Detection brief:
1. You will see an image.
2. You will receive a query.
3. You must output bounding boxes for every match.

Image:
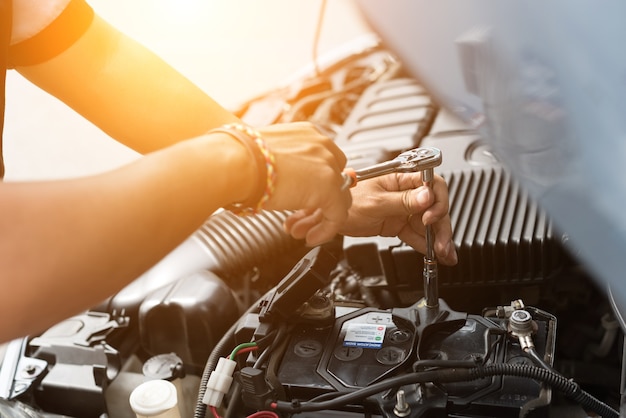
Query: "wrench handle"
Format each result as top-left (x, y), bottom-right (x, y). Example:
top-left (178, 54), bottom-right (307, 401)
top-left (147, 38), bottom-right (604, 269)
top-left (422, 167), bottom-right (438, 307)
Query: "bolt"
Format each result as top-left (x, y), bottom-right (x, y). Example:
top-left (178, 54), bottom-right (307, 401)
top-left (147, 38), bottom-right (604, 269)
top-left (393, 389), bottom-right (411, 417)
top-left (511, 310), bottom-right (531, 323)
top-left (509, 310), bottom-right (533, 334)
top-left (24, 365), bottom-right (37, 375)
top-left (308, 294), bottom-right (330, 309)
top-left (508, 309), bottom-right (537, 351)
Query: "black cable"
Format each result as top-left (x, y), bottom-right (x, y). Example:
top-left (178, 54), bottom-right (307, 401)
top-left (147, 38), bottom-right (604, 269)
top-left (470, 364), bottom-right (618, 418)
top-left (223, 316), bottom-right (285, 417)
top-left (274, 369), bottom-right (449, 412)
top-left (412, 359), bottom-right (477, 371)
top-left (273, 364), bottom-right (619, 418)
top-left (482, 327), bottom-right (507, 365)
top-left (263, 323), bottom-right (290, 402)
top-left (307, 391), bottom-right (345, 403)
top-left (194, 317), bottom-right (238, 418)
top-left (223, 381), bottom-right (242, 418)
top-left (253, 329), bottom-right (279, 353)
top-left (194, 288), bottom-right (274, 418)
top-left (254, 325), bottom-right (288, 369)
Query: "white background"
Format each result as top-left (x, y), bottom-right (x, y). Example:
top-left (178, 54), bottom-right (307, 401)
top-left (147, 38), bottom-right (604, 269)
top-left (3, 0), bottom-right (372, 180)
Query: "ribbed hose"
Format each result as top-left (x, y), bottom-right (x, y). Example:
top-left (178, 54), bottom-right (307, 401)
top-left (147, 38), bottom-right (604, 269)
top-left (194, 210), bottom-right (302, 276)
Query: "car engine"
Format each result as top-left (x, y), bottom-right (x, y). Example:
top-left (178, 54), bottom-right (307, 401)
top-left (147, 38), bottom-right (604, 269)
top-left (0, 39), bottom-right (623, 418)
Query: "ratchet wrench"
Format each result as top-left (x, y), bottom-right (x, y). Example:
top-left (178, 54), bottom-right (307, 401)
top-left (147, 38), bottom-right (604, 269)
top-left (341, 147), bottom-right (442, 190)
top-left (341, 147), bottom-right (442, 308)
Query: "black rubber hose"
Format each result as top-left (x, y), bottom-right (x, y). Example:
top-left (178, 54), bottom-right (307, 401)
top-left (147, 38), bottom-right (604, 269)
top-left (195, 210), bottom-right (302, 277)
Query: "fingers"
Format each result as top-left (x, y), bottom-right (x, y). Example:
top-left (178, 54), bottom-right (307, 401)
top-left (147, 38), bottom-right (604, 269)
top-left (308, 168), bottom-right (353, 245)
top-left (405, 180), bottom-right (457, 265)
top-left (283, 209), bottom-right (314, 239)
top-left (284, 208), bottom-right (322, 241)
top-left (356, 173), bottom-right (447, 221)
top-left (398, 213), bottom-right (456, 266)
top-left (401, 214), bottom-right (458, 266)
top-left (257, 122), bottom-right (351, 245)
top-left (277, 153), bottom-right (351, 246)
top-left (406, 181), bottom-right (449, 227)
top-left (430, 214), bottom-right (457, 265)
top-left (284, 186), bottom-right (352, 247)
top-left (259, 122), bottom-right (456, 259)
top-left (377, 173), bottom-right (457, 265)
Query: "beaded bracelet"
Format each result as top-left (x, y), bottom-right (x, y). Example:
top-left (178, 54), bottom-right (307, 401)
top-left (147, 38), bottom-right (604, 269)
top-left (212, 123), bottom-right (276, 215)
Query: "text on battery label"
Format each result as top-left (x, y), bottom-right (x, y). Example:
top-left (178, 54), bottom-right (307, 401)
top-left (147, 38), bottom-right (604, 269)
top-left (344, 323), bottom-right (386, 348)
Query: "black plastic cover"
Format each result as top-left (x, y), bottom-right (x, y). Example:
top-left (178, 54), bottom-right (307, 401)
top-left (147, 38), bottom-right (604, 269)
top-left (138, 270), bottom-right (240, 370)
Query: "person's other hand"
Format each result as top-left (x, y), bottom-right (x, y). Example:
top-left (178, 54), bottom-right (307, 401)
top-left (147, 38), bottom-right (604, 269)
top-left (258, 122), bottom-right (352, 247)
top-left (337, 172), bottom-right (457, 265)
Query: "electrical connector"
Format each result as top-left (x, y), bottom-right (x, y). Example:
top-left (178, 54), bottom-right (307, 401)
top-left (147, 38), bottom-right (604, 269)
top-left (202, 357), bottom-right (237, 407)
top-left (240, 367), bottom-right (276, 410)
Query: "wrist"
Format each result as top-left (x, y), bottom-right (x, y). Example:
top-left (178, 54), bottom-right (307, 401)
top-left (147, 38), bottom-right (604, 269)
top-left (209, 123), bottom-right (276, 215)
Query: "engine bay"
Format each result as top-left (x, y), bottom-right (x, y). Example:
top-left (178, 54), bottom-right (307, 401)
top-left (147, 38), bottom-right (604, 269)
top-left (0, 40), bottom-right (623, 418)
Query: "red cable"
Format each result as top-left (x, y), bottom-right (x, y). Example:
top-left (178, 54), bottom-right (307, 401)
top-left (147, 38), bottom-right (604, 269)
top-left (209, 405), bottom-right (222, 418)
top-left (247, 412), bottom-right (279, 418)
top-left (236, 346), bottom-right (259, 357)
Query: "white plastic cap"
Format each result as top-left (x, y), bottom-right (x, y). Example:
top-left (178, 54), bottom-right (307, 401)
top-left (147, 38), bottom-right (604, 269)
top-left (130, 379), bottom-right (180, 418)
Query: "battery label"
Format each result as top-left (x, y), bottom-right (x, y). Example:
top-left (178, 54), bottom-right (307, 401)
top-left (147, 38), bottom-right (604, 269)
top-left (343, 323), bottom-right (386, 348)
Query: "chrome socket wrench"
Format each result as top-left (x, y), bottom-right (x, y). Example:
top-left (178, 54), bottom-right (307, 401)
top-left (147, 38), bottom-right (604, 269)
top-left (342, 147), bottom-right (442, 307)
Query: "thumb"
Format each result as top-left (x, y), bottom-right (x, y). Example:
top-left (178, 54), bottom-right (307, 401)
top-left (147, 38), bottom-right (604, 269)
top-left (404, 186), bottom-right (434, 214)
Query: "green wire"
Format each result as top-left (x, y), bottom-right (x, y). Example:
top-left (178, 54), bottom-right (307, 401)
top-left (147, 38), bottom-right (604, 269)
top-left (229, 342), bottom-right (258, 360)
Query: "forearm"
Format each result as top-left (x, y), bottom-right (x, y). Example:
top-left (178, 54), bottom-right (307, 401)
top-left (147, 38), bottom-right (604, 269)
top-left (16, 14), bottom-right (238, 153)
top-left (0, 133), bottom-right (251, 341)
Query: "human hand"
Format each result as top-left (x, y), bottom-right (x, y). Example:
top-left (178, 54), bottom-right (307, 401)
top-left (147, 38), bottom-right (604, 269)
top-left (256, 122), bottom-right (352, 246)
top-left (336, 172), bottom-right (457, 265)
